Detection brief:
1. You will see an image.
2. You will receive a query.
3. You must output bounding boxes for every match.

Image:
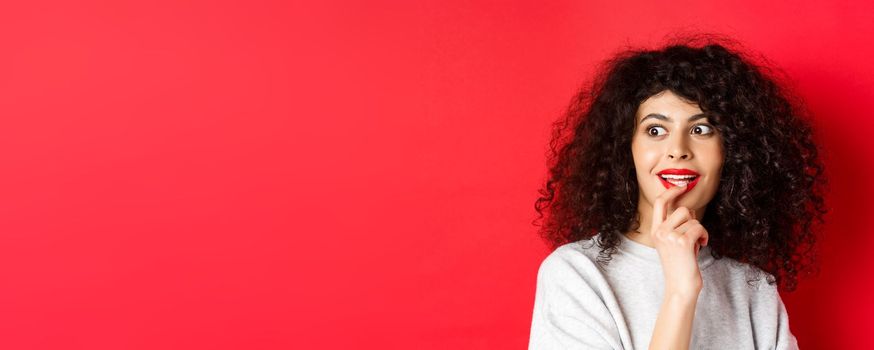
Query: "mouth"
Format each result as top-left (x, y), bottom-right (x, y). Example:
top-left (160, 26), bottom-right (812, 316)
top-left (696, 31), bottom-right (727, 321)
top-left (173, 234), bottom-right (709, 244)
top-left (656, 170), bottom-right (701, 192)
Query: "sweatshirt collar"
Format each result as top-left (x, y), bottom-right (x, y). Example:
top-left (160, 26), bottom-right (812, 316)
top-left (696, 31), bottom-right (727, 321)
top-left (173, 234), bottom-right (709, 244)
top-left (616, 232), bottom-right (716, 269)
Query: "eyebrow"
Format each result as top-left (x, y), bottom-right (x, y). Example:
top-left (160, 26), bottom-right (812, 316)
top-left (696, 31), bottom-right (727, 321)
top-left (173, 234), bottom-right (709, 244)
top-left (638, 113), bottom-right (708, 125)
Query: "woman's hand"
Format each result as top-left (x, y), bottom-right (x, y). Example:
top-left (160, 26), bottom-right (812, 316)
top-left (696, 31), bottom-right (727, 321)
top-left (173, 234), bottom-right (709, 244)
top-left (650, 184), bottom-right (710, 298)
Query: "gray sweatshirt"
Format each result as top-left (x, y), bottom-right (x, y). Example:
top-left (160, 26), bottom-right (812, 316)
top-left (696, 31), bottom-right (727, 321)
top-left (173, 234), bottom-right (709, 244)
top-left (528, 232), bottom-right (799, 349)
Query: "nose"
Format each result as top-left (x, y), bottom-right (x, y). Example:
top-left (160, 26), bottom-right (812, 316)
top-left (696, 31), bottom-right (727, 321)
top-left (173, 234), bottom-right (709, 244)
top-left (667, 135), bottom-right (691, 160)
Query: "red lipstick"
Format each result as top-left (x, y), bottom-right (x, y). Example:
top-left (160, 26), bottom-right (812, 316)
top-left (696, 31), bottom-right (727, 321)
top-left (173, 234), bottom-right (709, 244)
top-left (656, 168), bottom-right (701, 193)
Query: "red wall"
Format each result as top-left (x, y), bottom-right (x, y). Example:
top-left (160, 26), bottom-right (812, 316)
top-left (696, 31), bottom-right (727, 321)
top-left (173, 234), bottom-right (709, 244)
top-left (0, 0), bottom-right (870, 349)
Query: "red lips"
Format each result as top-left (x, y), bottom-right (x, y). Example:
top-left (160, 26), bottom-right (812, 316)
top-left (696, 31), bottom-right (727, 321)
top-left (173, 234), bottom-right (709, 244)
top-left (657, 168), bottom-right (700, 176)
top-left (656, 168), bottom-right (701, 193)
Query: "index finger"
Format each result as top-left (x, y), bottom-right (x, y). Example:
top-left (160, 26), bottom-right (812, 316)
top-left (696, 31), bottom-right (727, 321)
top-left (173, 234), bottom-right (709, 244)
top-left (651, 184), bottom-right (689, 229)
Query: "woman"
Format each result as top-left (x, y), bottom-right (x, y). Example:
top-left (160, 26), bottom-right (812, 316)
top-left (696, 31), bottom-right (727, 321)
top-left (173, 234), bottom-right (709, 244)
top-left (528, 36), bottom-right (828, 349)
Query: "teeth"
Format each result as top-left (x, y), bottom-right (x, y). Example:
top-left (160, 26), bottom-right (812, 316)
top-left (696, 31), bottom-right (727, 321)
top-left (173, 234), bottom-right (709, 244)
top-left (665, 179), bottom-right (692, 185)
top-left (659, 174), bottom-right (698, 186)
top-left (659, 174), bottom-right (697, 179)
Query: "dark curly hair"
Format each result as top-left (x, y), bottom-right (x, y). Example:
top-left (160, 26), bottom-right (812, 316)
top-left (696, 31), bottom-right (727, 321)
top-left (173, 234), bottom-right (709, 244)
top-left (533, 34), bottom-right (830, 292)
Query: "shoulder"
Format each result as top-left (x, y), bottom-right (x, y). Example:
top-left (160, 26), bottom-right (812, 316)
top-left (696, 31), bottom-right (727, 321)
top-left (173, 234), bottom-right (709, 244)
top-left (705, 257), bottom-right (797, 348)
top-left (707, 254), bottom-right (774, 284)
top-left (530, 239), bottom-right (626, 349)
top-left (537, 239), bottom-right (602, 276)
top-left (533, 239), bottom-right (619, 322)
top-left (705, 254), bottom-right (781, 300)
top-left (535, 239), bottom-right (609, 292)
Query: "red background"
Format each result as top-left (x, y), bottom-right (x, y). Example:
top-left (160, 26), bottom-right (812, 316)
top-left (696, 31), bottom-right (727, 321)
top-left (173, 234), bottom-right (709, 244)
top-left (0, 1), bottom-right (871, 349)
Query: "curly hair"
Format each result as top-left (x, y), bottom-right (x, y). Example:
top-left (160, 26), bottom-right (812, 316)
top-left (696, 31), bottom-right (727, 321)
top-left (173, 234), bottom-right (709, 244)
top-left (533, 34), bottom-right (830, 292)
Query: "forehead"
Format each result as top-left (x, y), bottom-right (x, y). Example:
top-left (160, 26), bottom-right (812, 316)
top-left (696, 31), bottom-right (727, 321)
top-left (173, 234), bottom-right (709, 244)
top-left (636, 91), bottom-right (703, 120)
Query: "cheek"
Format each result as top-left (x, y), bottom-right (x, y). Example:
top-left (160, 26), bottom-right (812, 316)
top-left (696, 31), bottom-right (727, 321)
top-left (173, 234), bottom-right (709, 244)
top-left (631, 143), bottom-right (660, 169)
top-left (703, 143), bottom-right (725, 172)
top-left (631, 146), bottom-right (661, 186)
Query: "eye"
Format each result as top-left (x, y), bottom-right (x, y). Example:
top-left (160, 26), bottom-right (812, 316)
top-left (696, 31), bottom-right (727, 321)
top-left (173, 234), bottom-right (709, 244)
top-left (646, 125), bottom-right (667, 137)
top-left (692, 124), bottom-right (715, 135)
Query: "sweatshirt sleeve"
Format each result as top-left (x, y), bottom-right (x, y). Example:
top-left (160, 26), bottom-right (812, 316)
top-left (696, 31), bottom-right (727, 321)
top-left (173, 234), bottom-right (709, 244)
top-left (751, 274), bottom-right (800, 350)
top-left (528, 248), bottom-right (622, 350)
top-left (775, 291), bottom-right (800, 350)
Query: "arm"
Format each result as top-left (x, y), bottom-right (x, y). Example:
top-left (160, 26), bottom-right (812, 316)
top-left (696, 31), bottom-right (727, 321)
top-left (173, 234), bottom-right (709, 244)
top-left (773, 284), bottom-right (799, 350)
top-left (648, 289), bottom-right (700, 350)
top-left (646, 185), bottom-right (709, 350)
top-left (775, 297), bottom-right (800, 350)
top-left (528, 249), bottom-right (620, 350)
top-left (529, 306), bottom-right (616, 350)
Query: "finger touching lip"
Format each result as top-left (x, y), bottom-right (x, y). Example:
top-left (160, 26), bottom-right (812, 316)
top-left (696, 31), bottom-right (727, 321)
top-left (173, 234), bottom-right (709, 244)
top-left (657, 174), bottom-right (700, 193)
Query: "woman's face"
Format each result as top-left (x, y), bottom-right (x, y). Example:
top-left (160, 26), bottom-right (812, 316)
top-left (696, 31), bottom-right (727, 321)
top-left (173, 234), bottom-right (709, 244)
top-left (631, 90), bottom-right (724, 215)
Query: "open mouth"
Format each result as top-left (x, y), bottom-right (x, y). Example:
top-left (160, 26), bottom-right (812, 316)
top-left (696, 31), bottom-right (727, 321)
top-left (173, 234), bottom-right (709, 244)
top-left (657, 174), bottom-right (701, 191)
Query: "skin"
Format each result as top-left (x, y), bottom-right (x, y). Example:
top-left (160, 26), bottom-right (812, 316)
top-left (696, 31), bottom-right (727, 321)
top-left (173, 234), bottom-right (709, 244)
top-left (624, 90), bottom-right (725, 350)
top-left (626, 89), bottom-right (724, 249)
